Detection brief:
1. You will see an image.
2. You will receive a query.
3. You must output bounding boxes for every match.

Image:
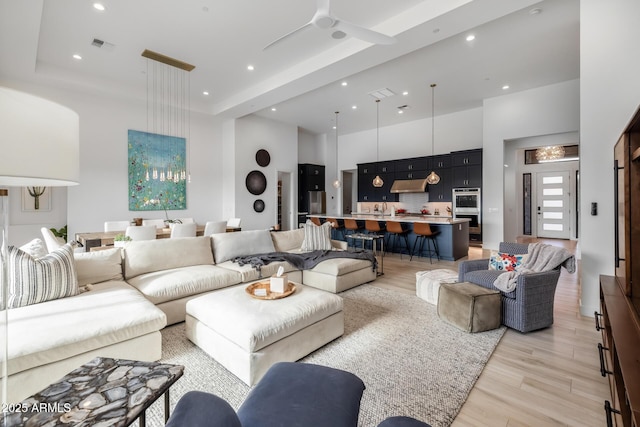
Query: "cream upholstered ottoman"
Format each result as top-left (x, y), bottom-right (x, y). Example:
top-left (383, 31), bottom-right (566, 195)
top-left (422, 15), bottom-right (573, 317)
top-left (186, 283), bottom-right (344, 386)
top-left (416, 269), bottom-right (459, 305)
top-left (437, 282), bottom-right (501, 333)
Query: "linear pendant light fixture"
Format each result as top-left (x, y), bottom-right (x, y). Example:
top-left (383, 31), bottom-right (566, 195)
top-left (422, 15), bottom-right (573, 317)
top-left (332, 111), bottom-right (342, 189)
top-left (142, 49), bottom-right (194, 184)
top-left (426, 83), bottom-right (440, 185)
top-left (372, 99), bottom-right (384, 188)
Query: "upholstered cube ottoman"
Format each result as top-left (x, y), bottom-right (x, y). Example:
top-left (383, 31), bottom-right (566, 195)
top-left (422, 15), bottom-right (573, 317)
top-left (437, 282), bottom-right (501, 333)
top-left (186, 283), bottom-right (344, 385)
top-left (416, 269), bottom-right (459, 305)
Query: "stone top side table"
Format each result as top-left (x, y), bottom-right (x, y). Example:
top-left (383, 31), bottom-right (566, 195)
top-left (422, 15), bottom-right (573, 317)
top-left (3, 357), bottom-right (184, 427)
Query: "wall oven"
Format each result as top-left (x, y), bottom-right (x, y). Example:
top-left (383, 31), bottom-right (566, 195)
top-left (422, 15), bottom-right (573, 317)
top-left (453, 188), bottom-right (481, 237)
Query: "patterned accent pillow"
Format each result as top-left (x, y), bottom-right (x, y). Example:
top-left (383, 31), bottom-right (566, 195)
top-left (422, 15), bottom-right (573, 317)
top-left (8, 243), bottom-right (78, 308)
top-left (488, 250), bottom-right (528, 272)
top-left (301, 220), bottom-right (333, 251)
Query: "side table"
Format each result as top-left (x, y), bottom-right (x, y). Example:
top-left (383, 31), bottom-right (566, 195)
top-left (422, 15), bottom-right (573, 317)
top-left (2, 357), bottom-right (184, 427)
top-left (346, 233), bottom-right (384, 275)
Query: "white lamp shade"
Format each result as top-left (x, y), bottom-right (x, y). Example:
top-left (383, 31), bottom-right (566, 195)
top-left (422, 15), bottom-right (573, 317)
top-left (0, 87), bottom-right (79, 186)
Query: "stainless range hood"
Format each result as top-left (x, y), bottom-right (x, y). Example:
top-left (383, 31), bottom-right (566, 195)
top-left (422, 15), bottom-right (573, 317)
top-left (389, 178), bottom-right (429, 193)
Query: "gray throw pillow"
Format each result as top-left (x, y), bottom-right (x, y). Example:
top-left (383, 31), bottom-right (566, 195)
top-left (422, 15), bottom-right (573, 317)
top-left (301, 220), bottom-right (332, 251)
top-left (8, 243), bottom-right (78, 308)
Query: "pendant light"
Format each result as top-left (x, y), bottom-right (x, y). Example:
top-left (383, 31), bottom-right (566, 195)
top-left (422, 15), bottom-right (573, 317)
top-left (372, 99), bottom-right (384, 188)
top-left (332, 111), bottom-right (342, 189)
top-left (426, 83), bottom-right (440, 185)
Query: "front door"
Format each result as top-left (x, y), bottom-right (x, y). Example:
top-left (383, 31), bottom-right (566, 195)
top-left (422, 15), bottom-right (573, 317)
top-left (536, 171), bottom-right (571, 239)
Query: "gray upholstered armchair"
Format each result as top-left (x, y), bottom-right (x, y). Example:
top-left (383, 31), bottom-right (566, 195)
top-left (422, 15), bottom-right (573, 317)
top-left (457, 242), bottom-right (561, 333)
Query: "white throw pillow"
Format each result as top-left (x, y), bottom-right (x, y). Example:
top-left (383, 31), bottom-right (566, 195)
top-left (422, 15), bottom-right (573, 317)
top-left (74, 247), bottom-right (124, 286)
top-left (18, 238), bottom-right (48, 259)
top-left (301, 220), bottom-right (333, 251)
top-left (8, 243), bottom-right (78, 308)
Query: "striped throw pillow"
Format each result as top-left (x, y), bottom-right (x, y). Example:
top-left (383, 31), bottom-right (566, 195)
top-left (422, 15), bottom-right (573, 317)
top-left (301, 220), bottom-right (333, 251)
top-left (8, 243), bottom-right (78, 308)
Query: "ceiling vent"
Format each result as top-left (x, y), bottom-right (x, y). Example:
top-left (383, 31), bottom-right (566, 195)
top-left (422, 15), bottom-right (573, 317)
top-left (368, 88), bottom-right (396, 100)
top-left (397, 104), bottom-right (410, 110)
top-left (91, 38), bottom-right (115, 52)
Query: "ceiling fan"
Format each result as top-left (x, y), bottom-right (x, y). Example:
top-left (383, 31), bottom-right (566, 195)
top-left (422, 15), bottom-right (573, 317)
top-left (264, 0), bottom-right (397, 50)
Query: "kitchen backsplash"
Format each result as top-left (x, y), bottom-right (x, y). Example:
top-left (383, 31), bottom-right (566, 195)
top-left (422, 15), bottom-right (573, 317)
top-left (355, 193), bottom-right (452, 217)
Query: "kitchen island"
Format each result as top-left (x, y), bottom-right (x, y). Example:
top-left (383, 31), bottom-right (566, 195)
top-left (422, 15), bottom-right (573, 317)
top-left (308, 214), bottom-right (470, 261)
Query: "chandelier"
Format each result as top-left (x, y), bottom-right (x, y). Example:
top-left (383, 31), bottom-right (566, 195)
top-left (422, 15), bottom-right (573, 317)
top-left (535, 145), bottom-right (565, 162)
top-left (142, 49), bottom-right (193, 183)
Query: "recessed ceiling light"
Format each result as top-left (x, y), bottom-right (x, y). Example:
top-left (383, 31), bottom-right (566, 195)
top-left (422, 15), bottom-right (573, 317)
top-left (466, 34), bottom-right (475, 42)
top-left (202, 91), bottom-right (209, 96)
top-left (433, 28), bottom-right (440, 34)
top-left (529, 7), bottom-right (542, 15)
top-left (271, 107), bottom-right (277, 112)
top-left (73, 54), bottom-right (82, 60)
top-left (398, 110), bottom-right (403, 114)
top-left (502, 85), bottom-right (510, 90)
top-left (332, 125), bottom-right (337, 129)
top-left (247, 65), bottom-right (254, 71)
top-left (402, 91), bottom-right (409, 96)
top-left (341, 81), bottom-right (348, 86)
top-left (93, 3), bottom-right (105, 11)
top-left (351, 105), bottom-right (357, 110)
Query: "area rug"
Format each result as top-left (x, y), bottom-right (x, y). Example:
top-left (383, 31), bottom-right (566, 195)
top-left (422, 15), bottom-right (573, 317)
top-left (145, 285), bottom-right (505, 427)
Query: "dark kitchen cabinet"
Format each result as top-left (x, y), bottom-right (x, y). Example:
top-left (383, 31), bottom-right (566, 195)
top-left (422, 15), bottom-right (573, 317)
top-left (395, 156), bottom-right (428, 173)
top-left (428, 167), bottom-right (452, 202)
top-left (357, 163), bottom-right (398, 202)
top-left (451, 149), bottom-right (482, 167)
top-left (430, 154), bottom-right (451, 169)
top-left (451, 149), bottom-right (482, 188)
top-left (299, 163), bottom-right (325, 191)
top-left (299, 163), bottom-right (325, 215)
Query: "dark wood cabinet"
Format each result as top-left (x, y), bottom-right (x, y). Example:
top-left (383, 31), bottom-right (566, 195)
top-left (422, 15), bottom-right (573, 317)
top-left (451, 149), bottom-right (482, 188)
top-left (357, 164), bottom-right (398, 202)
top-left (394, 169), bottom-right (428, 180)
top-left (451, 149), bottom-right (482, 167)
top-left (428, 167), bottom-right (452, 202)
top-left (299, 163), bottom-right (325, 191)
top-left (598, 106), bottom-right (640, 427)
top-left (298, 163), bottom-right (325, 214)
top-left (357, 151), bottom-right (479, 202)
top-left (395, 156), bottom-right (428, 173)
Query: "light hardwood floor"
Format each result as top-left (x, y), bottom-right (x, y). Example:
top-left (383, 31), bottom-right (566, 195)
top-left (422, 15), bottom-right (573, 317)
top-left (371, 238), bottom-right (610, 426)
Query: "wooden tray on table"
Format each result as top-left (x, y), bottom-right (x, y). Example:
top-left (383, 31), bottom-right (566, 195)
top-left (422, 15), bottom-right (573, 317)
top-left (245, 281), bottom-right (296, 300)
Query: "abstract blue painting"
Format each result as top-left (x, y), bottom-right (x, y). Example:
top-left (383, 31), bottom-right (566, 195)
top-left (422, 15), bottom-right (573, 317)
top-left (128, 129), bottom-right (187, 211)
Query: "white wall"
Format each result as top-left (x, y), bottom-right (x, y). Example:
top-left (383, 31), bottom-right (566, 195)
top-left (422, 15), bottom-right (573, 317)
top-left (234, 115), bottom-right (298, 231)
top-left (580, 0), bottom-right (640, 316)
top-left (482, 79), bottom-right (580, 250)
top-left (2, 81), bottom-right (225, 244)
top-left (337, 107), bottom-right (483, 171)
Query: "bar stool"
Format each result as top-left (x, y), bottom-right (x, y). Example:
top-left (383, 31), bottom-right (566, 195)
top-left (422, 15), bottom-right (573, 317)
top-left (310, 217), bottom-right (322, 226)
top-left (410, 222), bottom-right (440, 263)
top-left (326, 217), bottom-right (345, 240)
top-left (385, 221), bottom-right (411, 259)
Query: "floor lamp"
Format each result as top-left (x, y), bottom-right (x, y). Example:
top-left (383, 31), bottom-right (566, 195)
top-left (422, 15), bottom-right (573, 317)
top-left (0, 87), bottom-right (79, 407)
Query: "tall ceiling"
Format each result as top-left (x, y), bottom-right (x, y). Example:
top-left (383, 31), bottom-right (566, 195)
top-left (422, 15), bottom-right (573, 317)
top-left (0, 0), bottom-right (579, 135)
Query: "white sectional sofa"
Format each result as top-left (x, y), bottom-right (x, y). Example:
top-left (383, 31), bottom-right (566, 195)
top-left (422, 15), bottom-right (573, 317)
top-left (8, 228), bottom-right (376, 402)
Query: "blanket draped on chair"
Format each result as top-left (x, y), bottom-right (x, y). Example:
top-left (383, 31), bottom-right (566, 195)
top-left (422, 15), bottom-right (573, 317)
top-left (233, 250), bottom-right (378, 276)
top-left (493, 243), bottom-right (576, 293)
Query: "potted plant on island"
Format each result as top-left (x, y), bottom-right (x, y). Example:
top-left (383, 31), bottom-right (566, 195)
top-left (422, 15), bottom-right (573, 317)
top-left (114, 234), bottom-right (132, 247)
